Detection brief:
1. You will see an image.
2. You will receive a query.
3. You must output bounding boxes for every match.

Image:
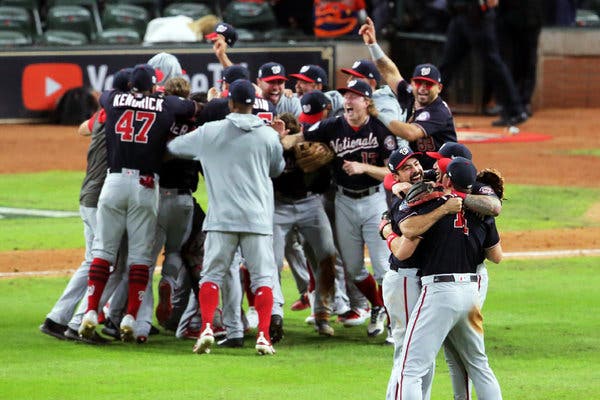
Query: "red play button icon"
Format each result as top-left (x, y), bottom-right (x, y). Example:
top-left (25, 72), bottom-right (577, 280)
top-left (22, 63), bottom-right (83, 111)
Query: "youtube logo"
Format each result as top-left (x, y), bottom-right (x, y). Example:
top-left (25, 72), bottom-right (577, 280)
top-left (22, 63), bottom-right (83, 111)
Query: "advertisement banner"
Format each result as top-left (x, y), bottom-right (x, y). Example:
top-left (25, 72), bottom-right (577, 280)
top-left (1, 45), bottom-right (335, 122)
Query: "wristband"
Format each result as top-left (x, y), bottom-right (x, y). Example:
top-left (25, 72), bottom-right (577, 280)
top-left (367, 43), bottom-right (386, 61)
top-left (386, 232), bottom-right (399, 250)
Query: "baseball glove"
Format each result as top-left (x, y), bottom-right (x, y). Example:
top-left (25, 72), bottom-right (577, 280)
top-left (405, 181), bottom-right (445, 207)
top-left (294, 141), bottom-right (335, 173)
top-left (476, 168), bottom-right (505, 200)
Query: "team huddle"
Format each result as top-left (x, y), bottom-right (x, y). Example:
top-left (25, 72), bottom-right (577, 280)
top-left (39, 17), bottom-right (505, 400)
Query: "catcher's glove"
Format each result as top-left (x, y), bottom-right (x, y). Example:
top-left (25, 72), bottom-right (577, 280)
top-left (405, 181), bottom-right (445, 207)
top-left (294, 141), bottom-right (335, 173)
top-left (476, 168), bottom-right (505, 200)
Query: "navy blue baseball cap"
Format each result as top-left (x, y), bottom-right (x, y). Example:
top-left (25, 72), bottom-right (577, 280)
top-left (447, 157), bottom-right (477, 190)
top-left (299, 90), bottom-right (331, 125)
top-left (412, 63), bottom-right (442, 85)
top-left (426, 142), bottom-right (472, 160)
top-left (257, 62), bottom-right (287, 82)
top-left (132, 64), bottom-right (156, 92)
top-left (337, 80), bottom-right (372, 98)
top-left (113, 67), bottom-right (132, 91)
top-left (221, 65), bottom-right (250, 83)
top-left (205, 22), bottom-right (238, 47)
top-left (228, 79), bottom-right (255, 104)
top-left (341, 60), bottom-right (381, 85)
top-left (388, 146), bottom-right (418, 172)
top-left (289, 64), bottom-right (328, 85)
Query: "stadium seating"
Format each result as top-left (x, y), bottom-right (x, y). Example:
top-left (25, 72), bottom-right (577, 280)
top-left (0, 5), bottom-right (35, 39)
top-left (222, 1), bottom-right (277, 31)
top-left (105, 0), bottom-right (160, 19)
top-left (47, 0), bottom-right (102, 35)
top-left (102, 4), bottom-right (149, 39)
top-left (39, 29), bottom-right (88, 45)
top-left (0, 29), bottom-right (31, 46)
top-left (46, 5), bottom-right (95, 41)
top-left (162, 2), bottom-right (213, 20)
top-left (0, 0), bottom-right (41, 37)
top-left (95, 27), bottom-right (140, 44)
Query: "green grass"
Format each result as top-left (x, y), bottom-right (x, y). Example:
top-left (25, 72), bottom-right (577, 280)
top-left (566, 148), bottom-right (600, 157)
top-left (0, 171), bottom-right (598, 250)
top-left (1, 257), bottom-right (599, 399)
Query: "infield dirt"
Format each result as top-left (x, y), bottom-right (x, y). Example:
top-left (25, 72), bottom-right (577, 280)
top-left (1, 108), bottom-right (599, 273)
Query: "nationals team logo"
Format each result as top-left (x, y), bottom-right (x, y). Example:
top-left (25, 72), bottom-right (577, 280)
top-left (22, 63), bottom-right (83, 111)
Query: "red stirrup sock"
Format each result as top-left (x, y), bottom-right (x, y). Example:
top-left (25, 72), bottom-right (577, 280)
top-left (241, 265), bottom-right (255, 307)
top-left (126, 264), bottom-right (150, 318)
top-left (254, 286), bottom-right (274, 341)
top-left (198, 282), bottom-right (220, 329)
top-left (354, 274), bottom-right (384, 308)
top-left (86, 258), bottom-right (111, 313)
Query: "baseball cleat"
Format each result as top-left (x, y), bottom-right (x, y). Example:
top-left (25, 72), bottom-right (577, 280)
top-left (39, 318), bottom-right (68, 340)
top-left (217, 337), bottom-right (244, 348)
top-left (367, 306), bottom-right (387, 337)
top-left (255, 331), bottom-right (275, 355)
top-left (64, 327), bottom-right (109, 345)
top-left (78, 310), bottom-right (98, 339)
top-left (290, 293), bottom-right (310, 311)
top-left (339, 309), bottom-right (368, 327)
top-left (119, 314), bottom-right (136, 342)
top-left (269, 314), bottom-right (284, 344)
top-left (315, 320), bottom-right (335, 337)
top-left (192, 323), bottom-right (214, 354)
top-left (100, 317), bottom-right (120, 340)
top-left (304, 314), bottom-right (315, 325)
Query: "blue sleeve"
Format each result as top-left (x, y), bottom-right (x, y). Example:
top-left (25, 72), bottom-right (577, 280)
top-left (483, 218), bottom-right (500, 249)
top-left (303, 118), bottom-right (333, 143)
top-left (166, 95), bottom-right (196, 119)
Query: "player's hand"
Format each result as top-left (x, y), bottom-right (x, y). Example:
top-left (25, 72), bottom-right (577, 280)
top-left (392, 181), bottom-right (412, 199)
top-left (272, 118), bottom-right (288, 138)
top-left (283, 88), bottom-right (294, 98)
top-left (342, 160), bottom-right (366, 176)
top-left (358, 17), bottom-right (376, 45)
top-left (212, 36), bottom-right (228, 57)
top-left (443, 197), bottom-right (463, 214)
top-left (206, 87), bottom-right (220, 101)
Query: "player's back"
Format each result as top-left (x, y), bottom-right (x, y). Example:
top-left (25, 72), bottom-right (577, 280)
top-left (101, 90), bottom-right (194, 175)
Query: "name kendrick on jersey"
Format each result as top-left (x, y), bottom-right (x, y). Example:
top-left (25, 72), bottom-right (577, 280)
top-left (112, 93), bottom-right (164, 111)
top-left (330, 133), bottom-right (379, 156)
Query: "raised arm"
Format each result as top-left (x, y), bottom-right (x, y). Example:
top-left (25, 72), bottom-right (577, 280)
top-left (359, 17), bottom-right (404, 94)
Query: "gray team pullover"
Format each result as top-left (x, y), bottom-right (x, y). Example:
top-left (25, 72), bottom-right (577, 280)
top-left (167, 113), bottom-right (285, 235)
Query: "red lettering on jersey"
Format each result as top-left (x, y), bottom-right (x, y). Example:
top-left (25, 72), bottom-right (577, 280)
top-left (257, 112), bottom-right (273, 126)
top-left (116, 110), bottom-right (134, 142)
top-left (135, 111), bottom-right (156, 143)
top-left (361, 151), bottom-right (379, 165)
top-left (453, 211), bottom-right (469, 235)
top-left (415, 136), bottom-right (436, 152)
top-left (115, 110), bottom-right (156, 143)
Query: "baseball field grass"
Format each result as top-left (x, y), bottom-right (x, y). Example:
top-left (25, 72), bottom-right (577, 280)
top-left (1, 257), bottom-right (599, 400)
top-left (1, 171), bottom-right (599, 251)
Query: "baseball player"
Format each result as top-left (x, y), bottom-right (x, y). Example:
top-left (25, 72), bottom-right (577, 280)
top-left (327, 59), bottom-right (408, 147)
top-left (281, 79), bottom-right (397, 337)
top-left (40, 69), bottom-right (133, 345)
top-left (211, 35), bottom-right (301, 116)
top-left (78, 64), bottom-right (198, 342)
top-left (168, 79), bottom-right (285, 355)
top-left (389, 157), bottom-right (503, 400)
top-left (272, 107), bottom-right (337, 336)
top-left (360, 17), bottom-right (457, 169)
top-left (289, 64), bottom-right (329, 97)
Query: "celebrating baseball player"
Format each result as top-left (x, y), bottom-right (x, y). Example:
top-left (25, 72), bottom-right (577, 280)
top-left (360, 17), bottom-right (457, 169)
top-left (168, 79), bottom-right (285, 356)
top-left (281, 79), bottom-right (397, 337)
top-left (389, 157), bottom-right (503, 400)
top-left (78, 64), bottom-right (198, 342)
